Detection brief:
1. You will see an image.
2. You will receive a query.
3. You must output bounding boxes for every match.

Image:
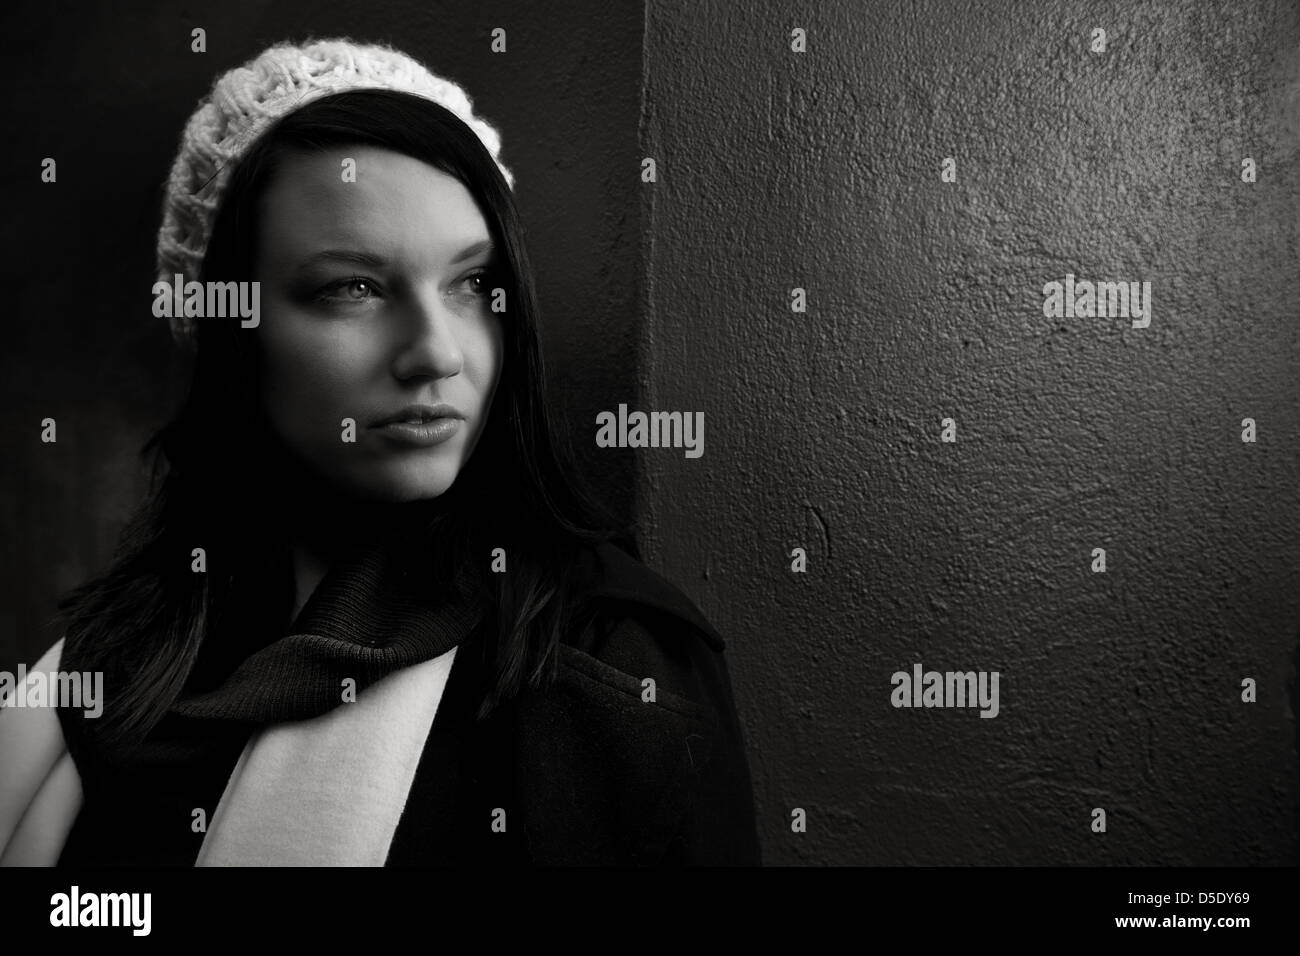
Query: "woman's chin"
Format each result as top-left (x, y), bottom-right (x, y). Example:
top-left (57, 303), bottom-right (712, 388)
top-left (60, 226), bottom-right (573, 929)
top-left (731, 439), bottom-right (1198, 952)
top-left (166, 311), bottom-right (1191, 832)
top-left (343, 472), bottom-right (457, 504)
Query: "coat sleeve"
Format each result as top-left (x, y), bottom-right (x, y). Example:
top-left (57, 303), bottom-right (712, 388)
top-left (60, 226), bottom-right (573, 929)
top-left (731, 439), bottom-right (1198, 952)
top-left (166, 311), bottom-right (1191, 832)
top-left (581, 607), bottom-right (762, 865)
top-left (668, 624), bottom-right (762, 865)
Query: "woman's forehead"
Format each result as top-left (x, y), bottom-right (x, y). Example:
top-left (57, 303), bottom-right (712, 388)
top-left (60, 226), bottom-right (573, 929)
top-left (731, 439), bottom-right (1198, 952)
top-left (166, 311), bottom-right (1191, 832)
top-left (257, 145), bottom-right (492, 270)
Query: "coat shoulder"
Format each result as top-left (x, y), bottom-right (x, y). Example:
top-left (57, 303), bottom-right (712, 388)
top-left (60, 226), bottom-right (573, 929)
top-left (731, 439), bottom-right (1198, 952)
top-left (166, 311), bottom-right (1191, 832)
top-left (561, 541), bottom-right (733, 709)
top-left (567, 541), bottom-right (724, 651)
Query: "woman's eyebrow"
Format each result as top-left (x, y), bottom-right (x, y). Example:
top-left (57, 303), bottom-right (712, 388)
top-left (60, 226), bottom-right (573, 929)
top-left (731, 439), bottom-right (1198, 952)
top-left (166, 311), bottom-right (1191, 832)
top-left (449, 239), bottom-right (495, 264)
top-left (294, 240), bottom-right (495, 272)
top-left (295, 249), bottom-right (388, 271)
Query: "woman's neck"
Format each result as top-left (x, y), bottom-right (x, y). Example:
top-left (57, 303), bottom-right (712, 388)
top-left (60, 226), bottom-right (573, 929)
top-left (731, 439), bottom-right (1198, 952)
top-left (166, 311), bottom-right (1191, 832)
top-left (278, 484), bottom-right (449, 624)
top-left (288, 538), bottom-right (333, 623)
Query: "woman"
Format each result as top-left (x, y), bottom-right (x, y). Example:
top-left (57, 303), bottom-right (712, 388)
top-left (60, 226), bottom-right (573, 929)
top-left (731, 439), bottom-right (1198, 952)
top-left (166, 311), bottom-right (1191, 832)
top-left (0, 38), bottom-right (760, 866)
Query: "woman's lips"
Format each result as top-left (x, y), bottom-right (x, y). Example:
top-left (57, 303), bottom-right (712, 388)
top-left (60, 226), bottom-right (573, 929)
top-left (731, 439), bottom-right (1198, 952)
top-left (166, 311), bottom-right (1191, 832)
top-left (371, 403), bottom-right (463, 427)
top-left (372, 416), bottom-right (462, 447)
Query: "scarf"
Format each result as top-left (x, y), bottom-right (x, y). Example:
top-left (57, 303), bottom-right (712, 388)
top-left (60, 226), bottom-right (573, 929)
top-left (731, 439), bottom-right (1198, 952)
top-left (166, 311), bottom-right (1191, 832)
top-left (4, 521), bottom-right (488, 866)
top-left (173, 529), bottom-right (482, 725)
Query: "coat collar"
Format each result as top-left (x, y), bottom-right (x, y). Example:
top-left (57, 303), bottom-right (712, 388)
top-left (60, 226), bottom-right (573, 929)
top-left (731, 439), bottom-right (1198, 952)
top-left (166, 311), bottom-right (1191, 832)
top-left (578, 542), bottom-right (725, 651)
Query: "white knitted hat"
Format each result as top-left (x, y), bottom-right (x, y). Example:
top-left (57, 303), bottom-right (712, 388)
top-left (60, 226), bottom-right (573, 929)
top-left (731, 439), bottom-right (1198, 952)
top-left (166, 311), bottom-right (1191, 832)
top-left (156, 37), bottom-right (514, 344)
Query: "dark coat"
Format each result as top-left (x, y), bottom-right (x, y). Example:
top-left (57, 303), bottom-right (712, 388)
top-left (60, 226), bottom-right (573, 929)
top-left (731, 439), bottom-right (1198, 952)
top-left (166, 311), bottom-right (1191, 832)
top-left (51, 541), bottom-right (762, 867)
top-left (386, 542), bottom-right (763, 865)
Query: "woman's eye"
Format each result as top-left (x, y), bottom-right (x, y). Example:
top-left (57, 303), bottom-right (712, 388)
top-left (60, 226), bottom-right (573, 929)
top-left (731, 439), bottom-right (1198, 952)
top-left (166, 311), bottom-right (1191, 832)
top-left (315, 277), bottom-right (379, 303)
top-left (464, 270), bottom-right (494, 297)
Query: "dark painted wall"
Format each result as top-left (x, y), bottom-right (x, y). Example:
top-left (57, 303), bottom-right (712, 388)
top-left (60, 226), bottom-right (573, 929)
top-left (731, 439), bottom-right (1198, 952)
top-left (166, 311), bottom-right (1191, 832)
top-left (0, 1), bottom-right (642, 656)
top-left (639, 0), bottom-right (1300, 863)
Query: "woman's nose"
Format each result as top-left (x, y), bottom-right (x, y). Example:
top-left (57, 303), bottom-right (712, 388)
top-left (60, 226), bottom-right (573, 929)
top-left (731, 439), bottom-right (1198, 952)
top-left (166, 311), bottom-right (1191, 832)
top-left (389, 289), bottom-right (465, 380)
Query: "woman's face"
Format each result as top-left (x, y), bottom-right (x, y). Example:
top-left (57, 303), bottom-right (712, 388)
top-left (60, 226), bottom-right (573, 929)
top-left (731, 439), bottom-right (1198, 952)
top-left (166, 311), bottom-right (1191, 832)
top-left (252, 145), bottom-right (505, 503)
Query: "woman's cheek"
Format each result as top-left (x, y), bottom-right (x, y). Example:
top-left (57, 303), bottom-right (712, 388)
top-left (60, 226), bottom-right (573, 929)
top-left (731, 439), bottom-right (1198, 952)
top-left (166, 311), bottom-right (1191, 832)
top-left (260, 336), bottom-right (354, 464)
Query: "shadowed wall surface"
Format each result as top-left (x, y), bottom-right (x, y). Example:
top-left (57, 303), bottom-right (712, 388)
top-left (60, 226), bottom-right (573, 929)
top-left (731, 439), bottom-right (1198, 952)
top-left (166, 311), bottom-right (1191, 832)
top-left (638, 0), bottom-right (1300, 864)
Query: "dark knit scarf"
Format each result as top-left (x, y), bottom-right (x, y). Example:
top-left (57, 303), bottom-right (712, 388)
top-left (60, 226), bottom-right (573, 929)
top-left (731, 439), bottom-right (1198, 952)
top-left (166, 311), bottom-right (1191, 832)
top-left (54, 477), bottom-right (490, 750)
top-left (170, 529), bottom-right (484, 726)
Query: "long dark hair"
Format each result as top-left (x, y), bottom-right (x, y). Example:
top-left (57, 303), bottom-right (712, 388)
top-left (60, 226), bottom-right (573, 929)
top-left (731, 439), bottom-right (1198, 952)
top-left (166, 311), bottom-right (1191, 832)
top-left (57, 88), bottom-right (629, 753)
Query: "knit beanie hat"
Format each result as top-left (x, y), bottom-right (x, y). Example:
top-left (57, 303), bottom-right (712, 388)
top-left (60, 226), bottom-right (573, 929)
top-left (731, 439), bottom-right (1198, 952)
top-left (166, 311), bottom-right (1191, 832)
top-left (156, 37), bottom-right (514, 345)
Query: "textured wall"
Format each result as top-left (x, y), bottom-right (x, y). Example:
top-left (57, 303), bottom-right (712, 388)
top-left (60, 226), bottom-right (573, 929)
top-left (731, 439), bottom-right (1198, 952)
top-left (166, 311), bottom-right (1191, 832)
top-left (639, 0), bottom-right (1300, 863)
top-left (0, 1), bottom-right (642, 662)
